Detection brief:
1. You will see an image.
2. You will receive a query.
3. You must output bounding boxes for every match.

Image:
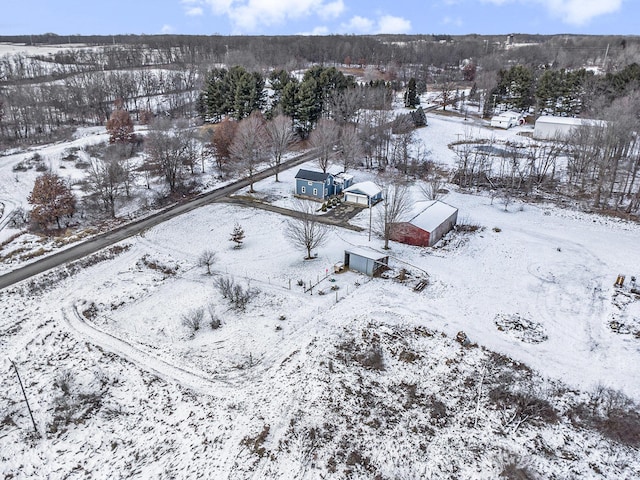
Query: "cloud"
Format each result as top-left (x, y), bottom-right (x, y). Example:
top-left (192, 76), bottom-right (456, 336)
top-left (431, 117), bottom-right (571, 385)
top-left (481, 0), bottom-right (623, 25)
top-left (341, 15), bottom-right (375, 33)
top-left (189, 0), bottom-right (344, 32)
top-left (377, 15), bottom-right (411, 34)
top-left (185, 6), bottom-right (204, 16)
top-left (300, 25), bottom-right (331, 36)
top-left (161, 24), bottom-right (175, 34)
top-left (442, 16), bottom-right (463, 27)
top-left (341, 14), bottom-right (411, 34)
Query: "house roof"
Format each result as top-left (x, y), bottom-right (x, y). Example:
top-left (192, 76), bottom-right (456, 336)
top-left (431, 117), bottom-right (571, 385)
top-left (345, 246), bottom-right (388, 261)
top-left (406, 200), bottom-right (458, 233)
top-left (295, 169), bottom-right (330, 182)
top-left (343, 181), bottom-right (382, 197)
top-left (492, 111), bottom-right (521, 121)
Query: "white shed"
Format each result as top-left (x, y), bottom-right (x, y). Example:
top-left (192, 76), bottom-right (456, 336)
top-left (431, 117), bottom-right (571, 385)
top-left (533, 116), bottom-right (606, 140)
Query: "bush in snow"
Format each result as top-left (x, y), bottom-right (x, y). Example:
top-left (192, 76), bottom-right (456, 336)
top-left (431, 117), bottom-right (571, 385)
top-left (214, 276), bottom-right (259, 311)
top-left (182, 307), bottom-right (205, 338)
top-left (197, 249), bottom-right (217, 275)
top-left (208, 303), bottom-right (221, 329)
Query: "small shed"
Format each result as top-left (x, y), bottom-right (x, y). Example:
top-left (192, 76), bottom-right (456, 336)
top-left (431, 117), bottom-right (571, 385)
top-left (533, 115), bottom-right (606, 140)
top-left (295, 169), bottom-right (334, 200)
top-left (344, 247), bottom-right (389, 277)
top-left (490, 111), bottom-right (523, 129)
top-left (343, 181), bottom-right (383, 207)
top-left (391, 200), bottom-right (458, 247)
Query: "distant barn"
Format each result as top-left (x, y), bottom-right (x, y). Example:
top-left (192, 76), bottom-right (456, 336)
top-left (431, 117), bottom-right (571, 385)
top-left (533, 115), bottom-right (606, 140)
top-left (390, 200), bottom-right (458, 247)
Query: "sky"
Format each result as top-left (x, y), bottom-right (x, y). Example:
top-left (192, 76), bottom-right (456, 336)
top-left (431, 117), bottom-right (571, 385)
top-left (1, 0), bottom-right (637, 37)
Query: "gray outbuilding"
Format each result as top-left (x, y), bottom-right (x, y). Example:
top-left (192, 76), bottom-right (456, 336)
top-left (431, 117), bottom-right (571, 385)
top-left (533, 115), bottom-right (606, 140)
top-left (344, 247), bottom-right (389, 277)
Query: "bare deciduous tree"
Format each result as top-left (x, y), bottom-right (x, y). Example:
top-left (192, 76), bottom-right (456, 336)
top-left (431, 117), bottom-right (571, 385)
top-left (145, 118), bottom-right (198, 194)
top-left (338, 124), bottom-right (362, 172)
top-left (376, 177), bottom-right (411, 249)
top-left (265, 114), bottom-right (295, 182)
top-left (285, 200), bottom-right (331, 259)
top-left (211, 118), bottom-right (238, 176)
top-left (87, 156), bottom-right (127, 218)
top-left (420, 174), bottom-right (447, 201)
top-left (230, 111), bottom-right (268, 192)
top-left (197, 250), bottom-right (217, 275)
top-left (309, 118), bottom-right (339, 173)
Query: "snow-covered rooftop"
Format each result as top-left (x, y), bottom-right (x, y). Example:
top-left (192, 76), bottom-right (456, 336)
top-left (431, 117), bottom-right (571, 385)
top-left (406, 200), bottom-right (458, 232)
top-left (343, 181), bottom-right (382, 197)
top-left (345, 246), bottom-right (389, 261)
top-left (535, 115), bottom-right (606, 127)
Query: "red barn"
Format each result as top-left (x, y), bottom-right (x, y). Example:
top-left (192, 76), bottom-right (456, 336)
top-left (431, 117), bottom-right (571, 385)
top-left (391, 200), bottom-right (458, 247)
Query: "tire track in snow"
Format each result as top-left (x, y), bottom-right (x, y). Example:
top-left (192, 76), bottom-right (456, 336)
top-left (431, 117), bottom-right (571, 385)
top-left (62, 302), bottom-right (234, 396)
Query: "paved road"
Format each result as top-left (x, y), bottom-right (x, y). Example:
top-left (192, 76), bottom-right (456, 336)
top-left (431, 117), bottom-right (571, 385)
top-left (0, 150), bottom-right (318, 291)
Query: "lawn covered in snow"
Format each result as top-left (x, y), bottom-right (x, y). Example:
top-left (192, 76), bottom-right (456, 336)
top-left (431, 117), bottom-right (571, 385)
top-left (1, 109), bottom-right (639, 478)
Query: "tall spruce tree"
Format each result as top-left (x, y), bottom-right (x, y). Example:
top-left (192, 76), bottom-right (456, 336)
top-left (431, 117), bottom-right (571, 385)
top-left (404, 77), bottom-right (419, 107)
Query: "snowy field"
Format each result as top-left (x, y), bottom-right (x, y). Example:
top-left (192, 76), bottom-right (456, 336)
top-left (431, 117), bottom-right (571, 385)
top-left (1, 110), bottom-right (640, 478)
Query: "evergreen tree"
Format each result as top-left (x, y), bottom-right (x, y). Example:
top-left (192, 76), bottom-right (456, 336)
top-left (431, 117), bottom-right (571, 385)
top-left (230, 223), bottom-right (245, 248)
top-left (410, 106), bottom-right (427, 127)
top-left (404, 77), bottom-right (419, 108)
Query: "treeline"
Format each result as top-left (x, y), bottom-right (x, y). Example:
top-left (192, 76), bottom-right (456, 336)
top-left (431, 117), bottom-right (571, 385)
top-left (1, 33), bottom-right (638, 146)
top-left (485, 62), bottom-right (640, 117)
top-left (199, 65), bottom-right (395, 136)
top-left (0, 68), bottom-right (201, 143)
top-left (1, 33), bottom-right (636, 75)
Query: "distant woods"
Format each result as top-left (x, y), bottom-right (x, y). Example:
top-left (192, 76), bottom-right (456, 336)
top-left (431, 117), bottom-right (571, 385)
top-left (1, 33), bottom-right (638, 145)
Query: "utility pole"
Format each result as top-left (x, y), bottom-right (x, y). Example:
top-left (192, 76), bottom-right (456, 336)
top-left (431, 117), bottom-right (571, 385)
top-left (10, 359), bottom-right (40, 438)
top-left (368, 203), bottom-right (372, 242)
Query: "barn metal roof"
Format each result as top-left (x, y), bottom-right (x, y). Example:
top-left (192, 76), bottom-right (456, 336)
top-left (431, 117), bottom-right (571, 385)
top-left (345, 246), bottom-right (389, 261)
top-left (407, 200), bottom-right (458, 233)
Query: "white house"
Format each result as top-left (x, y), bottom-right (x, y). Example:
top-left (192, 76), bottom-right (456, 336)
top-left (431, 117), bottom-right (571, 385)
top-left (490, 111), bottom-right (523, 129)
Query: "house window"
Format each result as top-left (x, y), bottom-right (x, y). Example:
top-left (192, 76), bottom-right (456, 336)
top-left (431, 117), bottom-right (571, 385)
top-left (313, 188), bottom-right (318, 196)
top-left (301, 186), bottom-right (306, 194)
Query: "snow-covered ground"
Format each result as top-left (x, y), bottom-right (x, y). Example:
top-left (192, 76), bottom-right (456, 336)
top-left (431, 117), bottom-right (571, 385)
top-left (1, 109), bottom-right (639, 478)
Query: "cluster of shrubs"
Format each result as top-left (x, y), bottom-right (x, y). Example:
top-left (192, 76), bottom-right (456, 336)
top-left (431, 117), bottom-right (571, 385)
top-left (321, 196), bottom-right (342, 212)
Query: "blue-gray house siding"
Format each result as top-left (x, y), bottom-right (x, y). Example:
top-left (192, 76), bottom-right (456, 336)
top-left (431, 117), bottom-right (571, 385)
top-left (295, 169), bottom-right (334, 200)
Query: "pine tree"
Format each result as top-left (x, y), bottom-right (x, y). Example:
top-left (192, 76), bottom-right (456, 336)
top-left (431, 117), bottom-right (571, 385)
top-left (230, 223), bottom-right (245, 248)
top-left (404, 77), bottom-right (419, 108)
